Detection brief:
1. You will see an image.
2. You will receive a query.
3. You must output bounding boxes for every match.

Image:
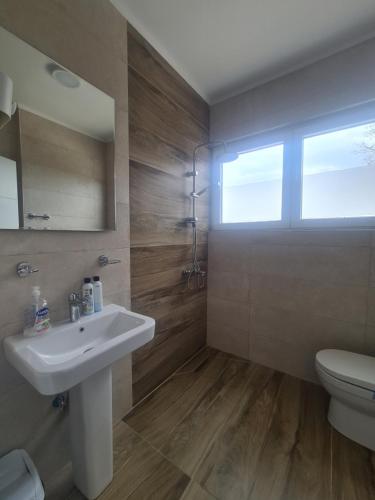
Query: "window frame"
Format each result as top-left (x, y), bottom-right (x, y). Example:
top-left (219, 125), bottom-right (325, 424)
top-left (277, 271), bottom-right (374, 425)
top-left (212, 102), bottom-right (375, 230)
top-left (212, 129), bottom-right (293, 230)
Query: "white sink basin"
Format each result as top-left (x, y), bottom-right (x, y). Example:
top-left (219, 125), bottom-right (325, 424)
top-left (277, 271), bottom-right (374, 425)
top-left (4, 304), bottom-right (155, 395)
top-left (4, 303), bottom-right (155, 499)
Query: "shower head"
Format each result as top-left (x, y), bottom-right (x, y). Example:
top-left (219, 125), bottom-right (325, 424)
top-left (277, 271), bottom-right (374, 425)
top-left (218, 151), bottom-right (239, 163)
top-left (192, 141), bottom-right (239, 167)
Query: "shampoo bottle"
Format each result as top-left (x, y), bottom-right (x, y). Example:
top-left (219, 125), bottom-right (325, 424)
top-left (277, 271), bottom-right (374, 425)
top-left (82, 277), bottom-right (94, 315)
top-left (93, 276), bottom-right (103, 312)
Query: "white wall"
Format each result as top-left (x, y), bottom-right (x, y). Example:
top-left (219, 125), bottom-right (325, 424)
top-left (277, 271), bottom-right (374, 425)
top-left (210, 36), bottom-right (375, 142)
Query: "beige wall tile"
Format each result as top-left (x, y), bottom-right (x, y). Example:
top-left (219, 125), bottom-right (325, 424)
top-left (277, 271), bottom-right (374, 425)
top-left (251, 275), bottom-right (368, 325)
top-left (207, 295), bottom-right (250, 358)
top-left (251, 306), bottom-right (366, 351)
top-left (249, 229), bottom-right (371, 248)
top-left (210, 229), bottom-right (372, 248)
top-left (0, 248), bottom-right (130, 330)
top-left (250, 333), bottom-right (319, 382)
top-left (115, 155), bottom-right (130, 206)
top-left (208, 239), bottom-right (251, 274)
top-left (208, 271), bottom-right (250, 303)
top-left (369, 250), bottom-right (375, 286)
top-left (251, 244), bottom-right (370, 286)
top-left (0, 322), bottom-right (25, 396)
top-left (208, 230), bottom-right (373, 386)
top-left (366, 287), bottom-right (375, 326)
top-left (207, 296), bottom-right (250, 332)
top-left (0, 382), bottom-right (70, 483)
top-left (52, 0), bottom-right (128, 63)
top-left (115, 108), bottom-right (130, 160)
top-left (250, 306), bottom-right (366, 381)
top-left (0, 1), bottom-right (131, 497)
top-left (365, 326), bottom-right (375, 356)
top-left (207, 321), bottom-right (249, 359)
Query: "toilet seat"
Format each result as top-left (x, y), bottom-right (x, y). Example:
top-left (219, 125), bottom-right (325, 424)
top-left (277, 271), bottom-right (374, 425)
top-left (316, 349), bottom-right (375, 392)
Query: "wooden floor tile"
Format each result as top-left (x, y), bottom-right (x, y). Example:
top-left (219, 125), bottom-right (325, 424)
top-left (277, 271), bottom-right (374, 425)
top-left (247, 376), bottom-right (302, 500)
top-left (66, 349), bottom-right (375, 500)
top-left (99, 422), bottom-right (189, 500)
top-left (158, 359), bottom-right (265, 477)
top-left (196, 365), bottom-right (280, 500)
top-left (124, 351), bottom-right (231, 448)
top-left (280, 382), bottom-right (331, 500)
top-left (180, 480), bottom-right (217, 500)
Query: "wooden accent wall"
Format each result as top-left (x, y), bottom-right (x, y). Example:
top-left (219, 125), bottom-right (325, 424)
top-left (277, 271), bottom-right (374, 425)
top-left (128, 26), bottom-right (210, 402)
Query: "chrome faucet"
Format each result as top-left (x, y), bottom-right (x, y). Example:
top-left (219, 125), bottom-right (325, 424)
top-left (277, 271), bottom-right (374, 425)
top-left (68, 292), bottom-right (87, 323)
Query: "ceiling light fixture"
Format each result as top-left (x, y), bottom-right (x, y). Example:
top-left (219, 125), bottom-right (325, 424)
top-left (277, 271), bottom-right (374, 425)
top-left (47, 63), bottom-right (81, 89)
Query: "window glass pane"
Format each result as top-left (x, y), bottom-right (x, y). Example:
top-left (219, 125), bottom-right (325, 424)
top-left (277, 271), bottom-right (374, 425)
top-left (221, 144), bottom-right (284, 223)
top-left (302, 122), bottom-right (375, 219)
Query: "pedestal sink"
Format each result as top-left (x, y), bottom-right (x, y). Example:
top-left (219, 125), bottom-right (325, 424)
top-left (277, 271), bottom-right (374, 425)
top-left (4, 304), bottom-right (155, 499)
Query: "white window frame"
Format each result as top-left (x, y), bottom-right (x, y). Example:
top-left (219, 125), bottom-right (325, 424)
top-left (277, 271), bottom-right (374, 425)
top-left (212, 102), bottom-right (375, 230)
top-left (212, 129), bottom-right (292, 230)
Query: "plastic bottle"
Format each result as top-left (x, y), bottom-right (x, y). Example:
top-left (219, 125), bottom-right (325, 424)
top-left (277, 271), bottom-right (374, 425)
top-left (33, 298), bottom-right (51, 334)
top-left (31, 286), bottom-right (40, 318)
top-left (82, 277), bottom-right (94, 315)
top-left (24, 287), bottom-right (50, 336)
top-left (93, 276), bottom-right (103, 312)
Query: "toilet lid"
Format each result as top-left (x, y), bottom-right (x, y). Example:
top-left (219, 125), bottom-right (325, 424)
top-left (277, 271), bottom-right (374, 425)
top-left (316, 349), bottom-right (375, 391)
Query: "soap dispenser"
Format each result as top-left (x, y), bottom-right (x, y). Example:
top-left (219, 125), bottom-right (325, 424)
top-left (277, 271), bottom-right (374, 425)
top-left (24, 286), bottom-right (51, 337)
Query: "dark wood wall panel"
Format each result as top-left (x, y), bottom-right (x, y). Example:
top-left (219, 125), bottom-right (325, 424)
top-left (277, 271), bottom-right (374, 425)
top-left (128, 26), bottom-right (210, 402)
top-left (127, 28), bottom-right (209, 128)
top-left (130, 160), bottom-right (209, 247)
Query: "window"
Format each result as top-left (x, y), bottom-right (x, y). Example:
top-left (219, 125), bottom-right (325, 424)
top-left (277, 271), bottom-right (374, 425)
top-left (213, 104), bottom-right (375, 229)
top-left (301, 123), bottom-right (375, 220)
top-left (221, 144), bottom-right (284, 223)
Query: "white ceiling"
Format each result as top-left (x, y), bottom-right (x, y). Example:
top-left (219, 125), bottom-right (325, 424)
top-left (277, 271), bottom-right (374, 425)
top-left (0, 27), bottom-right (114, 141)
top-left (112, 0), bottom-right (375, 104)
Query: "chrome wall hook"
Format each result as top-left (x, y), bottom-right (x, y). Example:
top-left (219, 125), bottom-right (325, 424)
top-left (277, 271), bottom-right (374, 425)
top-left (16, 262), bottom-right (39, 278)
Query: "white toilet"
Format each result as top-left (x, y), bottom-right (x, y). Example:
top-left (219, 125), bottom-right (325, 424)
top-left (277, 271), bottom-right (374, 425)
top-left (316, 349), bottom-right (375, 451)
top-left (0, 449), bottom-right (44, 499)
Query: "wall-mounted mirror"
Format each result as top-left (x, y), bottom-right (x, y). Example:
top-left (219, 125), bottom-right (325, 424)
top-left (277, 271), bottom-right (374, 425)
top-left (0, 27), bottom-right (115, 231)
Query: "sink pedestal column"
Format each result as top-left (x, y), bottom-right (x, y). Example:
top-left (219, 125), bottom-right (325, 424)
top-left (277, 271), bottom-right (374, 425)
top-left (69, 367), bottom-right (113, 499)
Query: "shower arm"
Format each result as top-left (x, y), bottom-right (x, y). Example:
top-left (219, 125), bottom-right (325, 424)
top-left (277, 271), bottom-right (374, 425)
top-left (192, 140), bottom-right (227, 178)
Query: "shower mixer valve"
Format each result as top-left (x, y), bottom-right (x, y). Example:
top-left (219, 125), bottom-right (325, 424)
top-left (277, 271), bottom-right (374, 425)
top-left (183, 267), bottom-right (207, 290)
